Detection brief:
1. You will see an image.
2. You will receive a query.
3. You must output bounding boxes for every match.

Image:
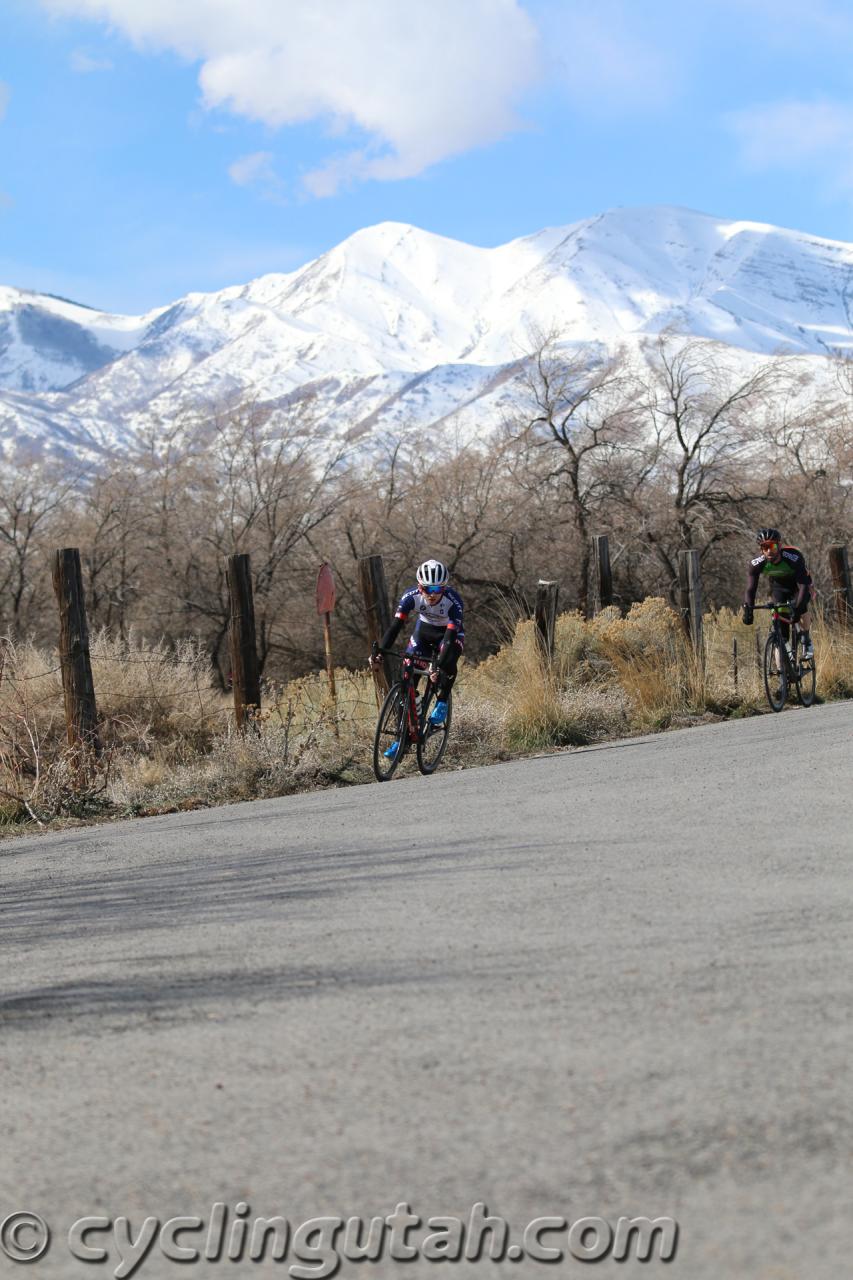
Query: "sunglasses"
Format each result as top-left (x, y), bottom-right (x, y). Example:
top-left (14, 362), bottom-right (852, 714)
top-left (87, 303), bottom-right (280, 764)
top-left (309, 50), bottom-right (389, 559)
top-left (420, 584), bottom-right (444, 595)
top-left (760, 541), bottom-right (778, 552)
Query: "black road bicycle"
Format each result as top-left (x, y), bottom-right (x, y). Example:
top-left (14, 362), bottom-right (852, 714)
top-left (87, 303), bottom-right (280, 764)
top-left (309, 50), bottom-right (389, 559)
top-left (754, 602), bottom-right (816, 712)
top-left (371, 643), bottom-right (453, 781)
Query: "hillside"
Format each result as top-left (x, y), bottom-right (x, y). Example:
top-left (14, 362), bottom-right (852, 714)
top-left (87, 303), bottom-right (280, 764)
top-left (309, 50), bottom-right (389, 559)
top-left (2, 205), bottom-right (853, 459)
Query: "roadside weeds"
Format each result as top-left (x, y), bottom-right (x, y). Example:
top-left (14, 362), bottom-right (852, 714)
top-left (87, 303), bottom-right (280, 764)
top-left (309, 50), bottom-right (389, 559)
top-left (0, 603), bottom-right (849, 837)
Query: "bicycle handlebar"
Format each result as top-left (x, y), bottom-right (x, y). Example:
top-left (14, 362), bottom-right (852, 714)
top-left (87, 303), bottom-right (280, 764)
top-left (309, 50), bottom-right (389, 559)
top-left (370, 641), bottom-right (437, 671)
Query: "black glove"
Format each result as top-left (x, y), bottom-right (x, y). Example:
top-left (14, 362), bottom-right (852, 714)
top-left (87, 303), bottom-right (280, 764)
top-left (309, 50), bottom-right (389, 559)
top-left (741, 604), bottom-right (753, 626)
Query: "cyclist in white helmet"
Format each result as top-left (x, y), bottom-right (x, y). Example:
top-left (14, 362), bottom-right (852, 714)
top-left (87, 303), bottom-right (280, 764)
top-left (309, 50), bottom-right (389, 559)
top-left (368, 558), bottom-right (464, 759)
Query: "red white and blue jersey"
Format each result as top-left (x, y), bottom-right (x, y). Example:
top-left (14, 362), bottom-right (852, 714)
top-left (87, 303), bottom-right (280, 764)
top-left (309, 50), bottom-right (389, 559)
top-left (395, 585), bottom-right (465, 649)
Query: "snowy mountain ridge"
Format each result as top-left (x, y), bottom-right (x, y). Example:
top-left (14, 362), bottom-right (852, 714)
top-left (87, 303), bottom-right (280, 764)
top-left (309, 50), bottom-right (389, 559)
top-left (2, 205), bottom-right (853, 460)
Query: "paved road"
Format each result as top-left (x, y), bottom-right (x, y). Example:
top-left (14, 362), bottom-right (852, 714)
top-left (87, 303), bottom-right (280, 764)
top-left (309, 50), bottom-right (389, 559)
top-left (1, 703), bottom-right (851, 1279)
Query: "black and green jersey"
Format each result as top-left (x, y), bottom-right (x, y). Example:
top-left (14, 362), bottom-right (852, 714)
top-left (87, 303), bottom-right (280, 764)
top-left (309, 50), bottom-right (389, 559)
top-left (744, 545), bottom-right (811, 610)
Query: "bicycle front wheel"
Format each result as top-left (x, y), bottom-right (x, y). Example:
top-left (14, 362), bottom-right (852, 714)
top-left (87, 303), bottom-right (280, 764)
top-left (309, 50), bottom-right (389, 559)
top-left (373, 682), bottom-right (408, 781)
top-left (763, 632), bottom-right (788, 712)
top-left (416, 685), bottom-right (452, 775)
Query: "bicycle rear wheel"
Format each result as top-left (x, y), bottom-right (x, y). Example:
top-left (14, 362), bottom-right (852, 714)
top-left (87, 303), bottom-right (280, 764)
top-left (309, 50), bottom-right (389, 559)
top-left (794, 634), bottom-right (816, 707)
top-left (416, 685), bottom-right (452, 775)
top-left (763, 632), bottom-right (787, 712)
top-left (373, 682), bottom-right (408, 781)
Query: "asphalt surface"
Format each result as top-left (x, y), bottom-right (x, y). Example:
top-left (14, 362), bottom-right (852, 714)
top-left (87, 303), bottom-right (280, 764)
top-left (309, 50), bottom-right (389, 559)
top-left (1, 702), bottom-right (851, 1279)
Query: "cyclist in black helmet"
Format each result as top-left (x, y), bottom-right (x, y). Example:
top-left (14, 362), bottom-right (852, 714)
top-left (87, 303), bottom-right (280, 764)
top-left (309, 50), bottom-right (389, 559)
top-left (742, 528), bottom-right (814, 659)
top-left (368, 558), bottom-right (464, 759)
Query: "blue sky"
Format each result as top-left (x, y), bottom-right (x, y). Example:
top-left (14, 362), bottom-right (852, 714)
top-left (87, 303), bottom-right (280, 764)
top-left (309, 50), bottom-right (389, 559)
top-left (3, 0), bottom-right (853, 314)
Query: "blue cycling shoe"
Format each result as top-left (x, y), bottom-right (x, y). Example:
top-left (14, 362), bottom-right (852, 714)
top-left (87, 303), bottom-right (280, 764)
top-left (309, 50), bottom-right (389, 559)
top-left (428, 700), bottom-right (448, 726)
top-left (383, 741), bottom-right (400, 759)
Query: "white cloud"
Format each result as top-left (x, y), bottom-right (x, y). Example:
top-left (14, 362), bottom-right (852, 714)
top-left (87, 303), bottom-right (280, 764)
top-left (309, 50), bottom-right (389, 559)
top-left (70, 49), bottom-right (114, 72)
top-left (228, 150), bottom-right (285, 202)
top-left (40, 0), bottom-right (541, 194)
top-left (228, 151), bottom-right (276, 187)
top-left (727, 99), bottom-right (853, 191)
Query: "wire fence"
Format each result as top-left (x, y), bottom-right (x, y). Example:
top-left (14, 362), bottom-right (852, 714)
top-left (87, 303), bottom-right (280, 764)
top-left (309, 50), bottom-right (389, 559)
top-left (0, 540), bottom-right (850, 800)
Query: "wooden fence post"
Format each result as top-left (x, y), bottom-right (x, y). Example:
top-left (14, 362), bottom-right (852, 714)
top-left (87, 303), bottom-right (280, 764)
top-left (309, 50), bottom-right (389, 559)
top-left (534, 580), bottom-right (559, 664)
top-left (590, 534), bottom-right (613, 616)
top-left (226, 553), bottom-right (261, 729)
top-left (359, 554), bottom-right (392, 699)
top-left (316, 562), bottom-right (338, 739)
top-left (678, 549), bottom-right (704, 658)
top-left (828, 544), bottom-right (851, 626)
top-left (52, 547), bottom-right (100, 755)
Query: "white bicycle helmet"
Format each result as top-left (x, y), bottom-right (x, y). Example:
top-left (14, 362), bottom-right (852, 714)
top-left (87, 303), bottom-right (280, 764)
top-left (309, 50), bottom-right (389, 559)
top-left (416, 559), bottom-right (449, 591)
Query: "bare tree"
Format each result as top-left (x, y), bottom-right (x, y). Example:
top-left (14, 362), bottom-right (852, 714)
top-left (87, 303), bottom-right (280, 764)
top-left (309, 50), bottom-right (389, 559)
top-left (0, 461), bottom-right (85, 638)
top-left (80, 471), bottom-right (148, 639)
top-left (623, 335), bottom-right (786, 600)
top-left (760, 371), bottom-right (853, 596)
top-left (511, 333), bottom-right (639, 613)
top-left (153, 400), bottom-right (351, 678)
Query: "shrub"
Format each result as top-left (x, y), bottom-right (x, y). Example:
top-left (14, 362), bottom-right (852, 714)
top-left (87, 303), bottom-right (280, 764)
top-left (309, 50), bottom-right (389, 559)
top-left (1, 603), bottom-right (851, 833)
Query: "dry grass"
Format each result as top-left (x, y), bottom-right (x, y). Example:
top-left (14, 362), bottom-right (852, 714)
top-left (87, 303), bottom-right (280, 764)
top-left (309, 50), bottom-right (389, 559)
top-left (0, 633), bottom-right (228, 826)
top-left (810, 611), bottom-right (853, 699)
top-left (465, 615), bottom-right (629, 751)
top-left (464, 596), bottom-right (851, 748)
top-left (0, 603), bottom-right (850, 834)
top-left (90, 631), bottom-right (227, 750)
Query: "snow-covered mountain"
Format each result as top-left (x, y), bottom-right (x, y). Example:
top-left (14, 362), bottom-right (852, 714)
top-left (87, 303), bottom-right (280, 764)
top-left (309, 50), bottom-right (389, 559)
top-left (3, 205), bottom-right (853, 460)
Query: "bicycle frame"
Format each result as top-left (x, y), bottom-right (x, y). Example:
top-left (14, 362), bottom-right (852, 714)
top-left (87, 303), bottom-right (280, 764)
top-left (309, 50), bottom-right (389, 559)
top-left (752, 600), bottom-right (816, 712)
top-left (400, 653), bottom-right (435, 745)
top-left (764, 604), bottom-right (797, 675)
top-left (372, 643), bottom-right (438, 747)
top-left (371, 642), bottom-right (453, 779)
